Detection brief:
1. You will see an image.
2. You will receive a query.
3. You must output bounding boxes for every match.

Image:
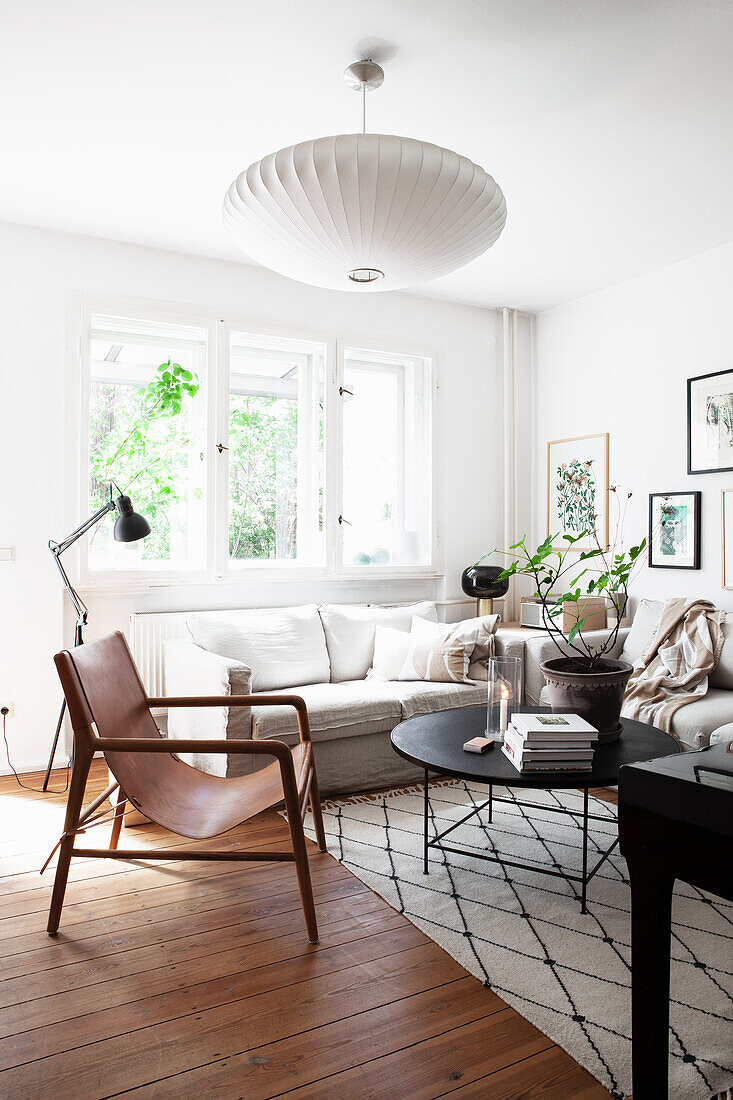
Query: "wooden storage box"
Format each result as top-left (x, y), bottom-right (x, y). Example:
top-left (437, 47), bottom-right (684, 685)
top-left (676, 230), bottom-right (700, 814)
top-left (562, 596), bottom-right (608, 633)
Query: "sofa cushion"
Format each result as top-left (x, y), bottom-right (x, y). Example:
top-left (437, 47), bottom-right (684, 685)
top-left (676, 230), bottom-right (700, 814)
top-left (709, 615), bottom-right (733, 689)
top-left (251, 680), bottom-right (405, 743)
top-left (621, 599), bottom-right (665, 665)
top-left (318, 601), bottom-right (437, 682)
top-left (668, 688), bottom-right (733, 749)
top-left (250, 677), bottom-right (486, 742)
top-left (370, 619), bottom-right (477, 683)
top-left (709, 722), bottom-right (733, 747)
top-left (394, 679), bottom-right (487, 720)
top-left (187, 604), bottom-right (330, 692)
top-left (413, 613), bottom-right (499, 680)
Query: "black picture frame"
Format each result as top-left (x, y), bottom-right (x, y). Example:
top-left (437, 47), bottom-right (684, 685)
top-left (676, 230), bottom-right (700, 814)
top-left (648, 492), bottom-right (701, 570)
top-left (687, 368), bottom-right (733, 475)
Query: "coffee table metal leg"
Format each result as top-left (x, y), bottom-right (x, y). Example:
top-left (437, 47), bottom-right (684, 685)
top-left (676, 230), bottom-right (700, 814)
top-left (487, 783), bottom-right (493, 824)
top-left (581, 787), bottom-right (589, 913)
top-left (423, 768), bottom-right (429, 874)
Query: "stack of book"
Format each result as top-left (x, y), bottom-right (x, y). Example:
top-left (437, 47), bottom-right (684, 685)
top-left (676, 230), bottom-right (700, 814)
top-left (502, 712), bottom-right (598, 773)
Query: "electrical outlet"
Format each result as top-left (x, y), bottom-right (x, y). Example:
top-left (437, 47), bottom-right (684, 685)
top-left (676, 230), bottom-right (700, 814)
top-left (0, 703), bottom-right (14, 718)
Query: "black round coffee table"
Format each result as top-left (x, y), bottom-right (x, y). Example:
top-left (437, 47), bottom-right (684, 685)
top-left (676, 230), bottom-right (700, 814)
top-left (391, 706), bottom-right (680, 911)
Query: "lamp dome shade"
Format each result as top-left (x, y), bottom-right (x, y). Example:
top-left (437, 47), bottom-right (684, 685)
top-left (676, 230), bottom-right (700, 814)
top-left (113, 494), bottom-right (151, 543)
top-left (461, 564), bottom-right (509, 600)
top-left (223, 133), bottom-right (507, 292)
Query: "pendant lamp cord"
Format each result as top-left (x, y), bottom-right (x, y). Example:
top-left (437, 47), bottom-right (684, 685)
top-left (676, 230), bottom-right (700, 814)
top-left (362, 81), bottom-right (366, 134)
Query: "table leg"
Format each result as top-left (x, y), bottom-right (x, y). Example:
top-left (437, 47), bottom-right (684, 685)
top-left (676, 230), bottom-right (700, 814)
top-left (423, 768), bottom-right (429, 875)
top-left (627, 861), bottom-right (674, 1099)
top-left (581, 787), bottom-right (589, 913)
top-left (487, 783), bottom-right (493, 824)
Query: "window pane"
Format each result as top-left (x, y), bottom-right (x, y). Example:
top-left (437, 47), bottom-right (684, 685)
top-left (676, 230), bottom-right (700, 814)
top-left (87, 316), bottom-right (207, 569)
top-left (342, 349), bottom-right (431, 567)
top-left (228, 333), bottom-right (324, 564)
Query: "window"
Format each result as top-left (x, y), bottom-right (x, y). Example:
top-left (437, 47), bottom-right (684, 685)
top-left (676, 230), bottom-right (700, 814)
top-left (82, 307), bottom-right (434, 580)
top-left (228, 332), bottom-right (325, 565)
top-left (86, 315), bottom-right (207, 570)
top-left (341, 348), bottom-right (432, 568)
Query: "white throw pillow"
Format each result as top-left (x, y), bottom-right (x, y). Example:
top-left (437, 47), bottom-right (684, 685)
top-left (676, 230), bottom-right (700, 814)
top-left (187, 604), bottom-right (330, 692)
top-left (412, 613), bottom-right (499, 680)
top-left (370, 619), bottom-right (476, 684)
top-left (370, 625), bottom-right (415, 681)
top-left (621, 599), bottom-right (665, 665)
top-left (318, 601), bottom-right (437, 682)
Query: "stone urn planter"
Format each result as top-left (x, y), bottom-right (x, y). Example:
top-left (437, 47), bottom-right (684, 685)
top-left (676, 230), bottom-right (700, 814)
top-left (540, 657), bottom-right (633, 743)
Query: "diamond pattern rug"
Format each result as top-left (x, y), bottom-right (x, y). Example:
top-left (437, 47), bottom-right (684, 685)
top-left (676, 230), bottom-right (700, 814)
top-left (300, 779), bottom-right (733, 1099)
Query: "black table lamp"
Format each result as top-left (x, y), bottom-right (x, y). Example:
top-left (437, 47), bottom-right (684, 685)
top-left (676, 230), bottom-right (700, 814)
top-left (461, 564), bottom-right (510, 617)
top-left (43, 485), bottom-right (151, 789)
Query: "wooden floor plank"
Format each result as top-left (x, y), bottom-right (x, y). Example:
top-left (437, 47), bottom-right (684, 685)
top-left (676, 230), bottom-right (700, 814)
top-left (0, 761), bottom-right (612, 1100)
top-left (0, 920), bottom-right (421, 1068)
top-left (274, 1009), bottom-right (551, 1099)
top-left (433, 1044), bottom-right (611, 1099)
top-left (114, 977), bottom-right (497, 1100)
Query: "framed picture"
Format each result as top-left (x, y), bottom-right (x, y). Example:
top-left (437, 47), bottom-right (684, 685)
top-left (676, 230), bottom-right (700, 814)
top-left (648, 491), bottom-right (701, 570)
top-left (688, 368), bottom-right (733, 474)
top-left (546, 433), bottom-right (609, 550)
top-left (722, 490), bottom-right (733, 589)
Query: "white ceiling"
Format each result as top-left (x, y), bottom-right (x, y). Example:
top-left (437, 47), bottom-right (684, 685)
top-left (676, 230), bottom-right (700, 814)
top-left (1, 0), bottom-right (731, 312)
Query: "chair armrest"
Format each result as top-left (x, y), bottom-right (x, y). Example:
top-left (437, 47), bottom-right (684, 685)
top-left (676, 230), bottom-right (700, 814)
top-left (148, 694), bottom-right (312, 742)
top-left (96, 735), bottom-right (292, 760)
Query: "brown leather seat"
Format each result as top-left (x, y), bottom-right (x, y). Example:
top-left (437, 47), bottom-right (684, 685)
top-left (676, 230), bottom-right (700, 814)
top-left (48, 631), bottom-right (327, 943)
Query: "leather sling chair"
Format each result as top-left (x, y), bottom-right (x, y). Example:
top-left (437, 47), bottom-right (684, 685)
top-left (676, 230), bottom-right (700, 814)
top-left (48, 631), bottom-right (327, 944)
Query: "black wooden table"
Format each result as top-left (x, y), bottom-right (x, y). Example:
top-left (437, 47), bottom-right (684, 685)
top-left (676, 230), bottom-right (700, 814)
top-left (619, 741), bottom-right (733, 1099)
top-left (391, 705), bottom-right (680, 911)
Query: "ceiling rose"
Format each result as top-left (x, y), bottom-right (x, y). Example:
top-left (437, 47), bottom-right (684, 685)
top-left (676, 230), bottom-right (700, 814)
top-left (223, 60), bottom-right (507, 293)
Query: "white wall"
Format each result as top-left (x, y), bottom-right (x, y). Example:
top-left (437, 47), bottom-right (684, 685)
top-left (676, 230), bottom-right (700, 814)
top-left (0, 220), bottom-right (512, 772)
top-left (535, 241), bottom-right (733, 614)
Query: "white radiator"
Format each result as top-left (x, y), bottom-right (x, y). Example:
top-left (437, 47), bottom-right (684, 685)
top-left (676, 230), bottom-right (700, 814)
top-left (129, 611), bottom-right (192, 696)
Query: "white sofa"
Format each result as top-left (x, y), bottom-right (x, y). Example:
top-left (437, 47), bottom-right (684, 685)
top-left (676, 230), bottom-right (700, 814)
top-left (164, 601), bottom-right (502, 795)
top-left (527, 598), bottom-right (733, 750)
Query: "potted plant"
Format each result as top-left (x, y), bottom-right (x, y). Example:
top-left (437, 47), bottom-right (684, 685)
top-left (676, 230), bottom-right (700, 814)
top-left (480, 491), bottom-right (646, 742)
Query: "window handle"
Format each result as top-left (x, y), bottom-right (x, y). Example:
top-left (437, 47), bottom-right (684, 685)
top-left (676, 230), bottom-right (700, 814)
top-left (339, 386), bottom-right (354, 397)
top-left (338, 514), bottom-right (352, 525)
top-left (216, 443), bottom-right (229, 454)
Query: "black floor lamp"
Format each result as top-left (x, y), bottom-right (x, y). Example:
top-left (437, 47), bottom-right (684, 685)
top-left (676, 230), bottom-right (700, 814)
top-left (43, 485), bottom-right (151, 790)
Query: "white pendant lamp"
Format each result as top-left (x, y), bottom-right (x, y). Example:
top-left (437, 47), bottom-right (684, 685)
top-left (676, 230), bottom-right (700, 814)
top-left (223, 60), bottom-right (507, 292)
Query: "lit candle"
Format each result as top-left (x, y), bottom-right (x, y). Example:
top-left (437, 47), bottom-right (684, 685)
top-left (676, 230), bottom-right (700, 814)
top-left (499, 683), bottom-right (509, 732)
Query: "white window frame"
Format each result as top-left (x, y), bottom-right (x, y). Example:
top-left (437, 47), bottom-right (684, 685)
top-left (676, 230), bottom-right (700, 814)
top-left (215, 322), bottom-right (330, 577)
top-left (335, 339), bottom-right (439, 579)
top-left (69, 295), bottom-right (440, 590)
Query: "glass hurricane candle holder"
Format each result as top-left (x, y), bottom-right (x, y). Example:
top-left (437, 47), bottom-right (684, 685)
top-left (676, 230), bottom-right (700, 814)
top-left (487, 656), bottom-right (523, 741)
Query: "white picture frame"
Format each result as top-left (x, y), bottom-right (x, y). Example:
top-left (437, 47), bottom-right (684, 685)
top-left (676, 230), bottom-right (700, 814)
top-left (546, 433), bottom-right (609, 551)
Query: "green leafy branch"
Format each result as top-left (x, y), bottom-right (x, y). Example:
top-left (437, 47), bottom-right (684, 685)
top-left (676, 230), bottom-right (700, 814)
top-left (477, 488), bottom-right (647, 668)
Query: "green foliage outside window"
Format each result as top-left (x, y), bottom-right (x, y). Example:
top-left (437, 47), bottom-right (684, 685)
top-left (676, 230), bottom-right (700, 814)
top-left (228, 395), bottom-right (298, 559)
top-left (89, 360), bottom-right (199, 560)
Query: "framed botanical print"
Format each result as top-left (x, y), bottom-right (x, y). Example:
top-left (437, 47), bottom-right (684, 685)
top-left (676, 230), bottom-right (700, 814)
top-left (688, 368), bottom-right (733, 474)
top-left (649, 491), bottom-right (701, 570)
top-left (722, 490), bottom-right (733, 589)
top-left (546, 433), bottom-right (609, 550)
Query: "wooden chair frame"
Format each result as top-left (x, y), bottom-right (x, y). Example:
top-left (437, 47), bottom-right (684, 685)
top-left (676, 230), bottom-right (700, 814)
top-left (48, 665), bottom-right (327, 944)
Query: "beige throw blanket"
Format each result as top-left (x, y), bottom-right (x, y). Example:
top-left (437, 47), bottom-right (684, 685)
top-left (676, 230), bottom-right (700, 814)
top-left (621, 598), bottom-right (725, 735)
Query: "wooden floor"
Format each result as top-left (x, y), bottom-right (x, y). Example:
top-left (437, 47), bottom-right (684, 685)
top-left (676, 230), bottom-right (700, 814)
top-left (0, 761), bottom-right (612, 1099)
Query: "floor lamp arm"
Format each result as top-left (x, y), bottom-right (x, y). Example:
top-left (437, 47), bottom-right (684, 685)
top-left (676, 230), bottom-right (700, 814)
top-left (43, 497), bottom-right (116, 791)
